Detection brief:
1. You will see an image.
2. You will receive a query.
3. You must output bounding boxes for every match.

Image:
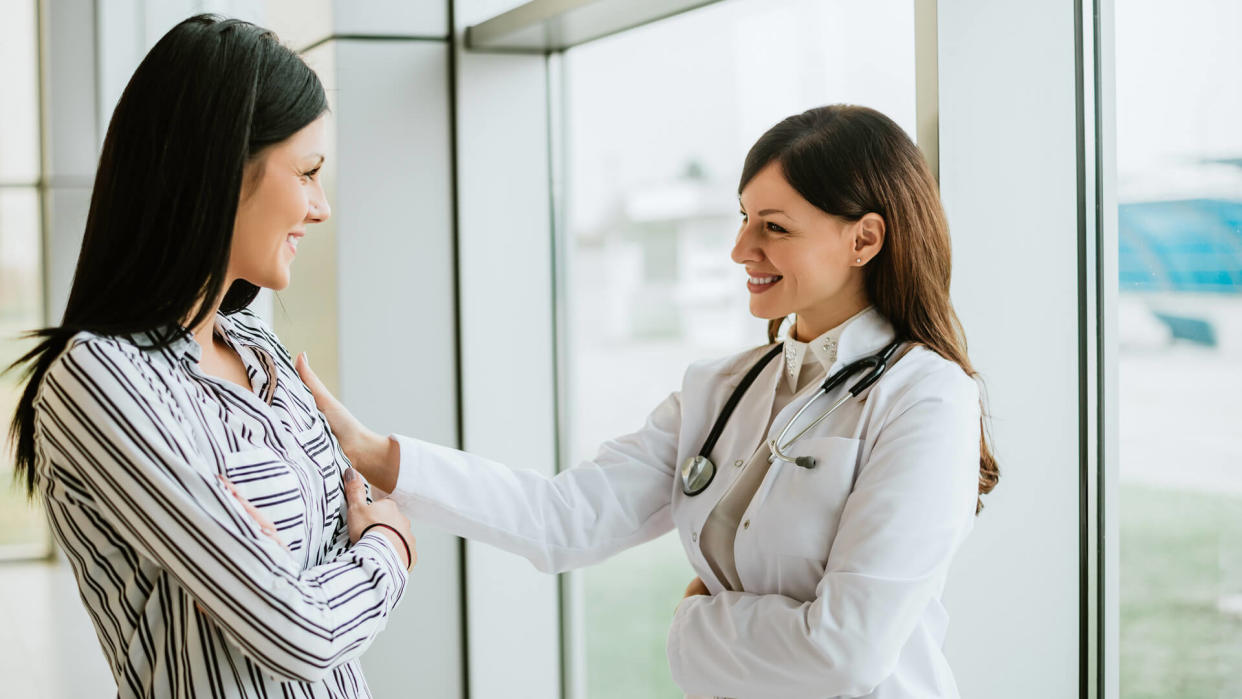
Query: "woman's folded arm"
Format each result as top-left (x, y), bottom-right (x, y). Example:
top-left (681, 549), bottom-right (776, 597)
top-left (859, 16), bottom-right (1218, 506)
top-left (35, 338), bottom-right (408, 684)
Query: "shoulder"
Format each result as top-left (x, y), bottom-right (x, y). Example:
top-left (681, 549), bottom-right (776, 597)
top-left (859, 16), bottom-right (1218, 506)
top-left (874, 344), bottom-right (980, 414)
top-left (38, 331), bottom-right (166, 409)
top-left (681, 343), bottom-right (780, 395)
top-left (49, 331), bottom-right (151, 377)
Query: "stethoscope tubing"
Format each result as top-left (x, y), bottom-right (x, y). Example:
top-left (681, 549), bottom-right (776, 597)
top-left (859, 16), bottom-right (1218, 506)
top-left (768, 390), bottom-right (853, 465)
top-left (680, 337), bottom-right (905, 494)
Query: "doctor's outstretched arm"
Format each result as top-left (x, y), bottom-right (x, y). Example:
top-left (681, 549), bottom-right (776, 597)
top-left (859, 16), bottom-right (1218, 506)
top-left (295, 354), bottom-right (680, 573)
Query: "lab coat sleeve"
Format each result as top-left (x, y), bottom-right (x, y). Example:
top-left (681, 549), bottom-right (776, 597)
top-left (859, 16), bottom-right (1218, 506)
top-left (387, 391), bottom-right (682, 574)
top-left (666, 368), bottom-right (980, 698)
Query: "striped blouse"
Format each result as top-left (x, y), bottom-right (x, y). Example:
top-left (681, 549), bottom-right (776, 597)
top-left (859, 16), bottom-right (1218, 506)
top-left (32, 309), bottom-right (408, 698)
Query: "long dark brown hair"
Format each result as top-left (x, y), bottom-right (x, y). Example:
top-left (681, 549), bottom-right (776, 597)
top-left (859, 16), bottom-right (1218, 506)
top-left (7, 15), bottom-right (327, 498)
top-left (742, 105), bottom-right (998, 513)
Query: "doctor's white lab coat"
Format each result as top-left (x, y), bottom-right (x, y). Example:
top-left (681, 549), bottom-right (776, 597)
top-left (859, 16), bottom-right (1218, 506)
top-left (385, 311), bottom-right (982, 698)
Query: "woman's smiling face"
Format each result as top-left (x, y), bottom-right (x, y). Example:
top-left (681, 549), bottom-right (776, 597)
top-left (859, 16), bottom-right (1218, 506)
top-left (229, 114), bottom-right (331, 291)
top-left (731, 161), bottom-right (883, 339)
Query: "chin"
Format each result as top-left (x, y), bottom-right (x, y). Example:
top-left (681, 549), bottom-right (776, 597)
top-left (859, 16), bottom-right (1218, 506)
top-left (248, 271), bottom-right (290, 292)
top-left (749, 300), bottom-right (789, 321)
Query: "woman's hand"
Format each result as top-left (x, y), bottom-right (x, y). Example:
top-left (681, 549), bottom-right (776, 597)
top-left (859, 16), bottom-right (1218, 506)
top-left (683, 576), bottom-right (709, 600)
top-left (220, 475), bottom-right (288, 550)
top-left (674, 577), bottom-right (709, 617)
top-left (295, 352), bottom-right (400, 493)
top-left (342, 467), bottom-right (417, 571)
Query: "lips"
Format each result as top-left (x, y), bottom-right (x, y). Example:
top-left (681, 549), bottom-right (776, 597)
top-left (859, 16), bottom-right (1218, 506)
top-left (746, 274), bottom-right (783, 294)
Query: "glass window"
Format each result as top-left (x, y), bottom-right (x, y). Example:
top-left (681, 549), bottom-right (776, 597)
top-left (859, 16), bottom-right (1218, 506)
top-left (1116, 0), bottom-right (1242, 695)
top-left (558, 1), bottom-right (916, 695)
top-left (0, 0), bottom-right (40, 184)
top-left (0, 0), bottom-right (47, 558)
top-left (0, 188), bottom-right (46, 556)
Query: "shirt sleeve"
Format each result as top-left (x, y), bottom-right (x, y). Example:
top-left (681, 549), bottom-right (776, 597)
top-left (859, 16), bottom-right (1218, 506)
top-left (666, 368), bottom-right (981, 698)
top-left (386, 391), bottom-right (683, 574)
top-left (34, 339), bottom-right (408, 684)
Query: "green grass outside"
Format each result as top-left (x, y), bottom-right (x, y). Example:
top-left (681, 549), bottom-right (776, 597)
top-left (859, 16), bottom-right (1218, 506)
top-left (1120, 484), bottom-right (1242, 698)
top-left (584, 533), bottom-right (691, 699)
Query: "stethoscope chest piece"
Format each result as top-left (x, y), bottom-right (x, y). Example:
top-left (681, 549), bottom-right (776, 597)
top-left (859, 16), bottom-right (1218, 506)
top-left (681, 455), bottom-right (716, 496)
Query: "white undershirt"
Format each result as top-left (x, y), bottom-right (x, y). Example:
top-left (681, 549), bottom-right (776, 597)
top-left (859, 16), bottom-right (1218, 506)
top-left (698, 308), bottom-right (872, 592)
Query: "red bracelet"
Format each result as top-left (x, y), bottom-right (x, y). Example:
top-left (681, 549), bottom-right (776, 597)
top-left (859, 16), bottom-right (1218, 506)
top-left (360, 522), bottom-right (412, 570)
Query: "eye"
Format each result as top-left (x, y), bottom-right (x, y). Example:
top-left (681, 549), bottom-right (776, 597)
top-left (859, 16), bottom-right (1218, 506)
top-left (301, 167), bottom-right (321, 182)
top-left (738, 210), bottom-right (748, 223)
top-left (765, 221), bottom-right (788, 234)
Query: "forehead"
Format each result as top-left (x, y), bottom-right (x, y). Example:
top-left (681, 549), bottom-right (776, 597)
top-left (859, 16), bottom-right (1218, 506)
top-left (270, 115), bottom-right (328, 157)
top-left (740, 162), bottom-right (804, 206)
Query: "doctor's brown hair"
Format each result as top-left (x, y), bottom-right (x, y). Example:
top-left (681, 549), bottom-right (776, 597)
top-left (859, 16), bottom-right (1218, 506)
top-left (741, 104), bottom-right (998, 514)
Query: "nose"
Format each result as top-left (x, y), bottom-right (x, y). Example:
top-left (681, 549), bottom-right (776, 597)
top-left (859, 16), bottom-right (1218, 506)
top-left (306, 183), bottom-right (331, 224)
top-left (731, 220), bottom-right (762, 265)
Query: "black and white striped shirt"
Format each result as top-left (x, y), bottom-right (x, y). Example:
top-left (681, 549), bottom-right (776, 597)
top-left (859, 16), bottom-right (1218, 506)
top-left (33, 309), bottom-right (407, 698)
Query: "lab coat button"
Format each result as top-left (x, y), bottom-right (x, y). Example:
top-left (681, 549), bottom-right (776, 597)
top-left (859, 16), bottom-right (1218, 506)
top-left (691, 532), bottom-right (697, 543)
top-left (733, 460), bottom-right (743, 468)
top-left (743, 520), bottom-right (750, 529)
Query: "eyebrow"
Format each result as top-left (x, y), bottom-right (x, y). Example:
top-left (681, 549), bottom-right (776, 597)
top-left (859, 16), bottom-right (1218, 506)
top-left (758, 208), bottom-right (795, 220)
top-left (306, 154), bottom-right (325, 167)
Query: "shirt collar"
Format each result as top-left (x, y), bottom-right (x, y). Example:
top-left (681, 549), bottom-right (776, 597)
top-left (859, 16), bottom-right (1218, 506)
top-left (126, 312), bottom-right (244, 366)
top-left (780, 306), bottom-right (892, 391)
top-left (127, 325), bottom-right (201, 362)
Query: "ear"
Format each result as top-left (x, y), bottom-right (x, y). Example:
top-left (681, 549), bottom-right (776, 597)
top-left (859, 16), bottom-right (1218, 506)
top-left (851, 213), bottom-right (886, 266)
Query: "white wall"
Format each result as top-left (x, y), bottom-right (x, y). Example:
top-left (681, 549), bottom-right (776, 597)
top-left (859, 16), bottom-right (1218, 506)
top-left (938, 1), bottom-right (1084, 697)
top-left (453, 2), bottom-right (564, 697)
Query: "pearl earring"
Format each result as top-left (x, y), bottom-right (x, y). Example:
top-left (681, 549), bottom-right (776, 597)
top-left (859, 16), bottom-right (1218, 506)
top-left (856, 258), bottom-right (863, 264)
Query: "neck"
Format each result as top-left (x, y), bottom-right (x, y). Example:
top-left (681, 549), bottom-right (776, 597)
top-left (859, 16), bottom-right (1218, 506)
top-left (187, 281), bottom-right (231, 356)
top-left (793, 294), bottom-right (870, 342)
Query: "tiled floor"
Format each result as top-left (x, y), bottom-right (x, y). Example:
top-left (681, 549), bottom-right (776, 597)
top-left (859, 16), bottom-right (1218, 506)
top-left (0, 553), bottom-right (114, 698)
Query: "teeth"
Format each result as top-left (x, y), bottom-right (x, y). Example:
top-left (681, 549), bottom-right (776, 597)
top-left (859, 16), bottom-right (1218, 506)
top-left (287, 235), bottom-right (299, 249)
top-left (748, 275), bottom-right (781, 284)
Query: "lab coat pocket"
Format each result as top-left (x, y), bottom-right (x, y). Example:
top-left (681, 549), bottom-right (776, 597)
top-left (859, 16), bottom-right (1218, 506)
top-left (762, 436), bottom-right (860, 563)
top-left (223, 448), bottom-right (306, 550)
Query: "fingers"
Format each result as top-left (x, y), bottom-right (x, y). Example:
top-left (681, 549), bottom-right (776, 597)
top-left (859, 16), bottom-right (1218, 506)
top-left (342, 467), bottom-right (368, 509)
top-left (682, 576), bottom-right (707, 599)
top-left (295, 352), bottom-right (336, 411)
top-left (219, 476), bottom-right (288, 550)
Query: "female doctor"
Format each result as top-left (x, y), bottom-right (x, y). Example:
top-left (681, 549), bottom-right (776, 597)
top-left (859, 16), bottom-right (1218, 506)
top-left (297, 105), bottom-right (999, 698)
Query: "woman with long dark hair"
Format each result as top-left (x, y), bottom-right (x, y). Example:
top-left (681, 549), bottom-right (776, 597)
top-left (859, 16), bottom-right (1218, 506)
top-left (8, 15), bottom-right (413, 698)
top-left (297, 105), bottom-right (998, 697)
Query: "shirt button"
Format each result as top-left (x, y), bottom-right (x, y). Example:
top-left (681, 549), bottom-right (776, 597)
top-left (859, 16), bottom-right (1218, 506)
top-left (743, 520), bottom-right (750, 530)
top-left (734, 459), bottom-right (744, 468)
top-left (691, 532), bottom-right (698, 542)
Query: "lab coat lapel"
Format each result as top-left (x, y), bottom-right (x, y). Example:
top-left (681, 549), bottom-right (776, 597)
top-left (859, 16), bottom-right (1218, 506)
top-left (692, 352), bottom-right (782, 528)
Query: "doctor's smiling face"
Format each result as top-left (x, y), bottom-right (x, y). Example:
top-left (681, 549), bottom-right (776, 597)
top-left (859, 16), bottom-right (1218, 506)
top-left (732, 161), bottom-right (885, 340)
top-left (229, 114), bottom-right (331, 291)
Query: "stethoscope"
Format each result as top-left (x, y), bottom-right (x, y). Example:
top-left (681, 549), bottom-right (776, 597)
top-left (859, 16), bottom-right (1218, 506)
top-left (680, 338), bottom-right (904, 496)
